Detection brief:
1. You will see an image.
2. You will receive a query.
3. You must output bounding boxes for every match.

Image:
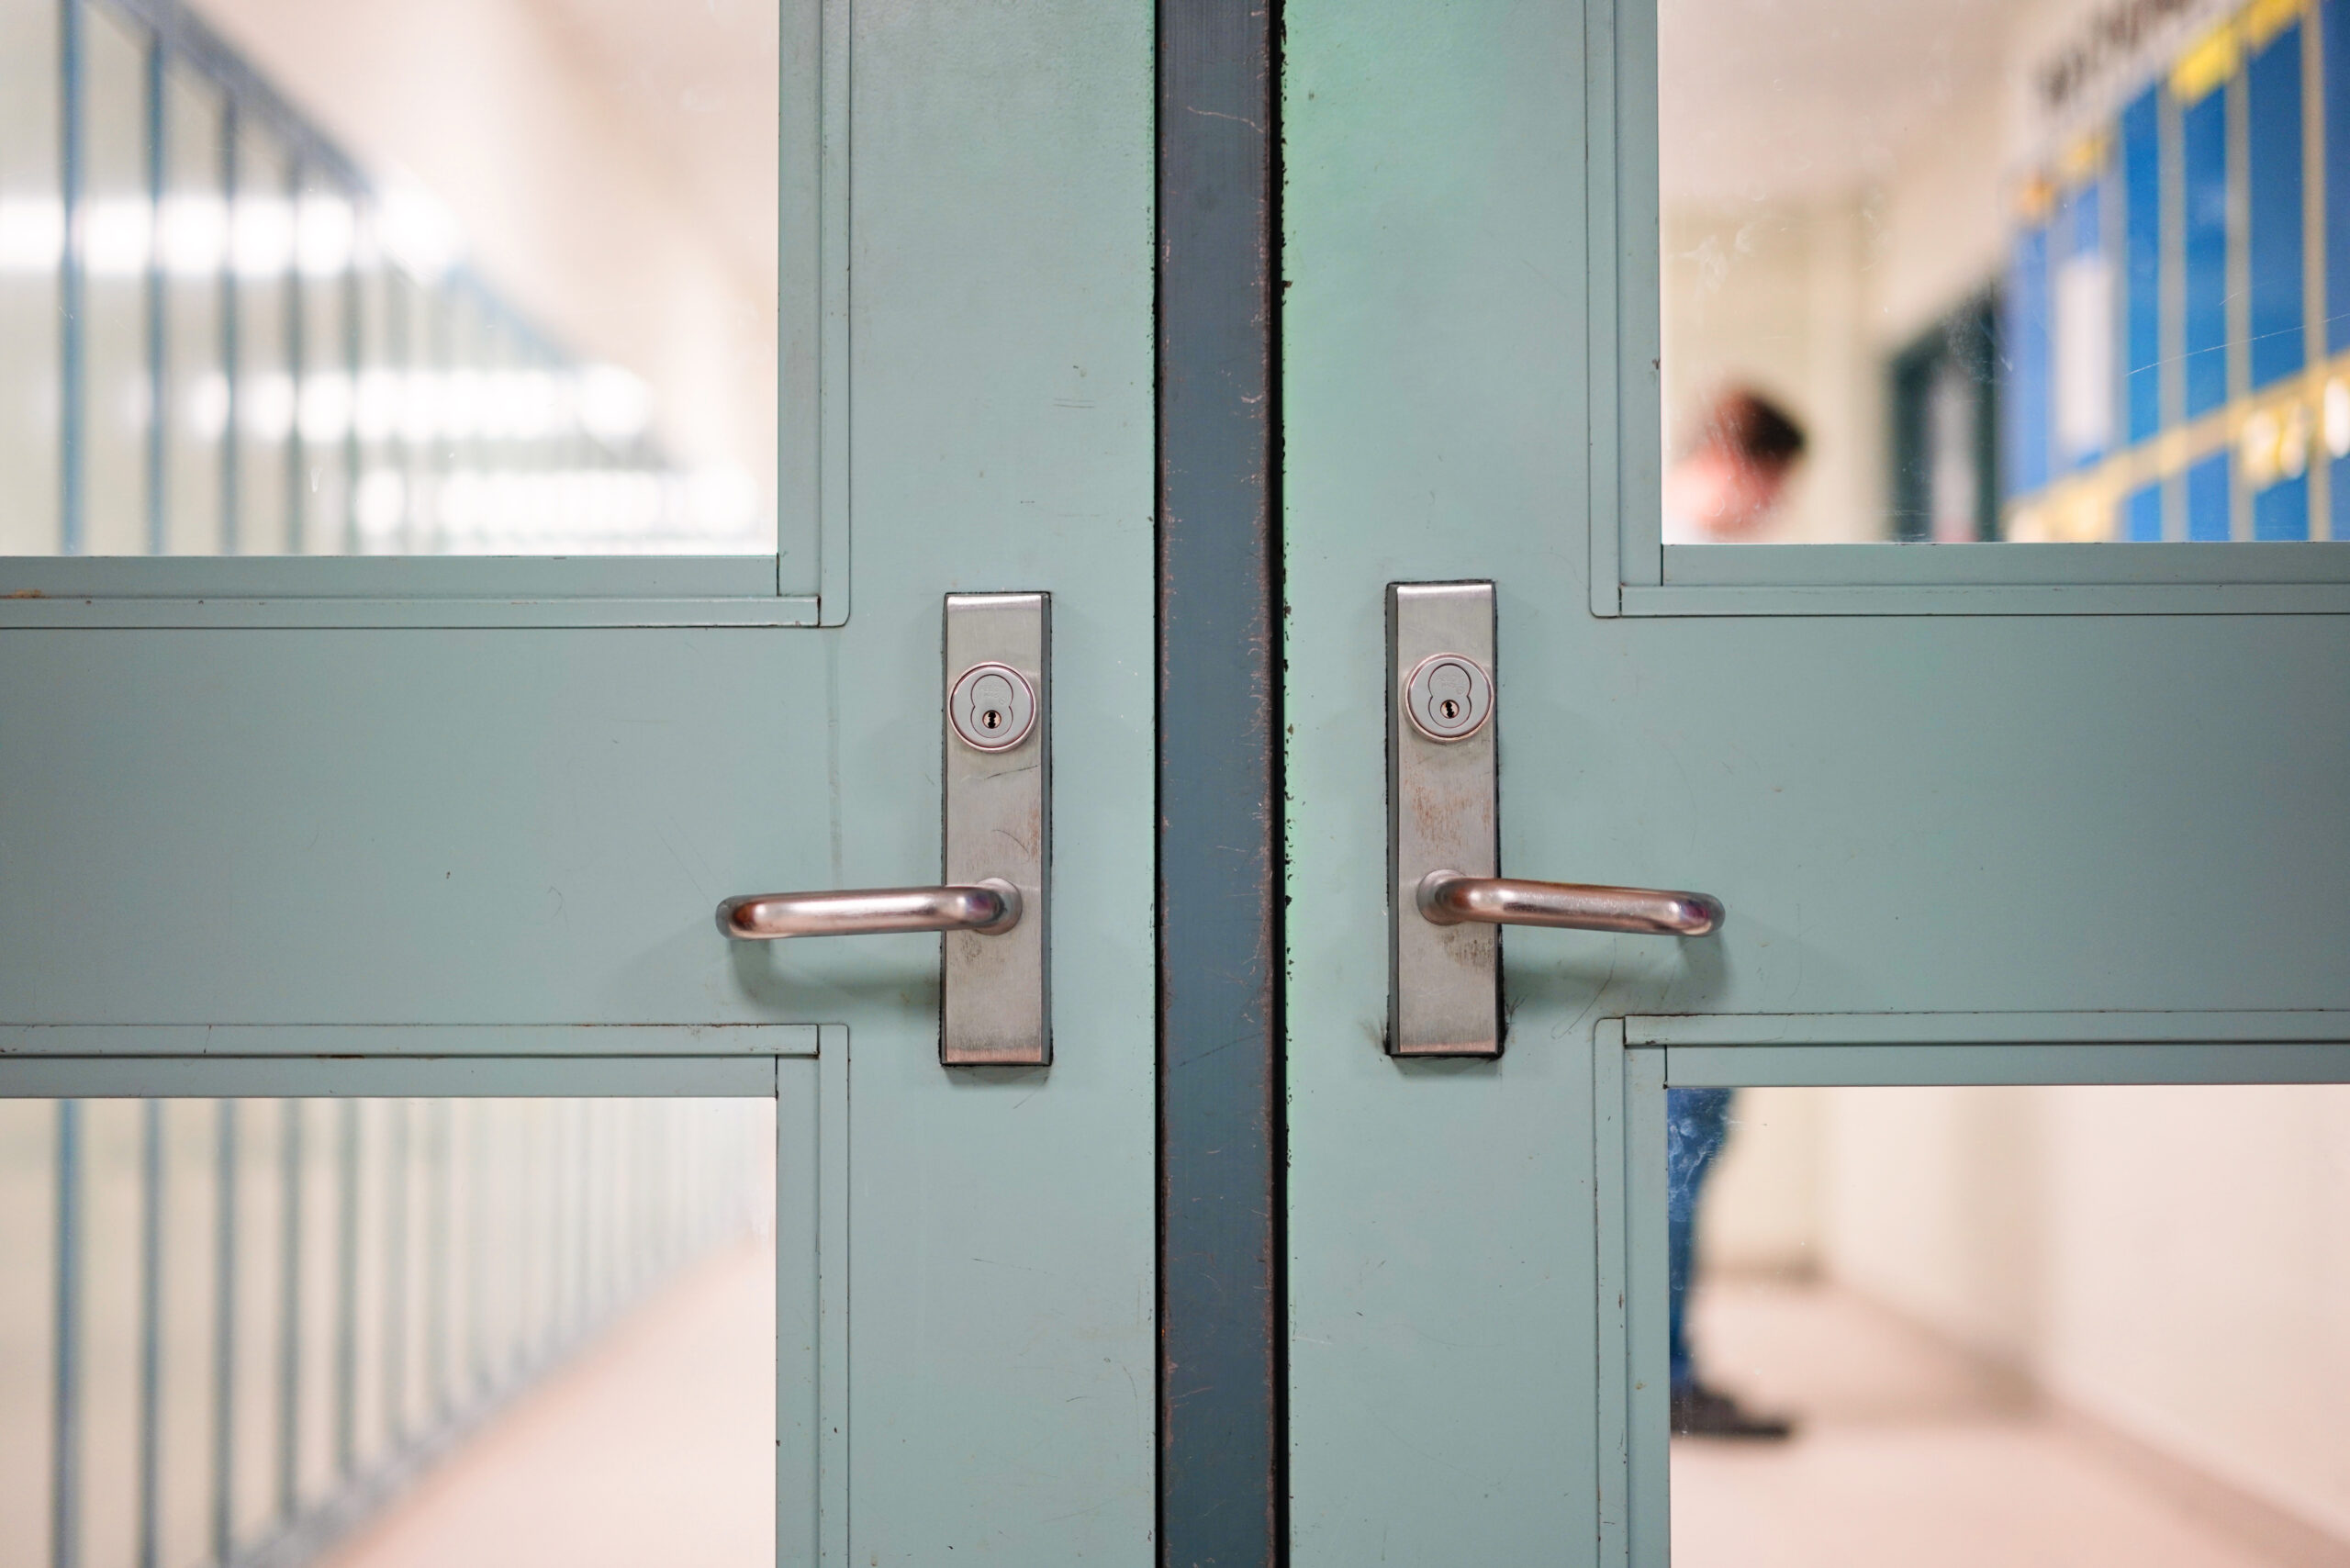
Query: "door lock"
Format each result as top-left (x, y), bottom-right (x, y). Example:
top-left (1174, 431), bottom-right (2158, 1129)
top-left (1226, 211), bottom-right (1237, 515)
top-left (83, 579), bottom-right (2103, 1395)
top-left (949, 661), bottom-right (1037, 751)
top-left (1402, 651), bottom-right (1493, 742)
top-left (1387, 581), bottom-right (1721, 1058)
top-left (718, 592), bottom-right (1051, 1066)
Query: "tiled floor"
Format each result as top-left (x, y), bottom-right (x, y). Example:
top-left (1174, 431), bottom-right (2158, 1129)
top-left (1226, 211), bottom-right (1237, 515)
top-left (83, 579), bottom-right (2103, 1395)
top-left (1673, 1279), bottom-right (2337, 1568)
top-left (319, 1257), bottom-right (2341, 1566)
top-left (322, 1239), bottom-right (776, 1568)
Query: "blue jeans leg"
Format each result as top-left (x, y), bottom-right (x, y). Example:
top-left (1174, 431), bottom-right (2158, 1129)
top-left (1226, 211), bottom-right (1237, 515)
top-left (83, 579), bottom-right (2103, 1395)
top-left (1666, 1086), bottom-right (1735, 1390)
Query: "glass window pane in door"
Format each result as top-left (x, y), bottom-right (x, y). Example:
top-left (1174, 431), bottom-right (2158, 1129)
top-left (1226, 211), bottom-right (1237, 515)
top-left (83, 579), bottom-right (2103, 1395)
top-left (1660, 0), bottom-right (2350, 544)
top-left (4, 0), bottom-right (778, 556)
top-left (3, 1095), bottom-right (778, 1568)
top-left (1665, 1083), bottom-right (2350, 1565)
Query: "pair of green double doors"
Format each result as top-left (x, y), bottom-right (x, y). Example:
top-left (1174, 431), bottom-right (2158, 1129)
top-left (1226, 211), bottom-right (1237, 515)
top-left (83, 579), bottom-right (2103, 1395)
top-left (8, 0), bottom-right (2350, 1563)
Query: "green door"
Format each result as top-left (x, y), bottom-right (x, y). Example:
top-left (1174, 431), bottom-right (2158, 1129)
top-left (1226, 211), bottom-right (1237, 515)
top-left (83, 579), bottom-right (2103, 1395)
top-left (0, 1), bottom-right (1153, 1562)
top-left (1285, 0), bottom-right (2350, 1562)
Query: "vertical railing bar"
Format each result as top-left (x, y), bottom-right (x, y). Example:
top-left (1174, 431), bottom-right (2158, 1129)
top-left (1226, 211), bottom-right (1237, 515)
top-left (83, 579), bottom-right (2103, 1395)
top-left (426, 283), bottom-right (451, 554)
top-left (381, 274), bottom-right (404, 550)
top-left (50, 1101), bottom-right (84, 1568)
top-left (143, 33), bottom-right (169, 555)
top-left (554, 1103), bottom-right (565, 1352)
top-left (627, 1104), bottom-right (642, 1294)
top-left (135, 1100), bottom-right (164, 1568)
top-left (217, 94), bottom-right (240, 554)
top-left (467, 1103), bottom-right (487, 1395)
top-left (340, 183), bottom-right (361, 554)
top-left (555, 1118), bottom-right (563, 1351)
top-left (282, 157), bottom-right (306, 553)
top-left (586, 1103), bottom-right (599, 1317)
top-left (567, 1102), bottom-right (582, 1337)
top-left (572, 1103), bottom-right (584, 1338)
top-left (541, 1103), bottom-right (557, 1353)
top-left (209, 1099), bottom-right (237, 1566)
top-left (509, 1103), bottom-right (527, 1377)
top-left (382, 1099), bottom-right (408, 1449)
top-left (425, 1100), bottom-right (448, 1420)
top-left (559, 1103), bottom-right (574, 1348)
top-left (332, 1098), bottom-right (359, 1477)
top-left (588, 1103), bottom-right (600, 1318)
top-left (59, 0), bottom-right (87, 555)
top-left (274, 1097), bottom-right (300, 1522)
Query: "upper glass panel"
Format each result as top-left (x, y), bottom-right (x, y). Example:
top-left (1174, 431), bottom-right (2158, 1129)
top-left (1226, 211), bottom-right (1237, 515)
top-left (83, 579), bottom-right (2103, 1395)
top-left (1661, 0), bottom-right (2349, 544)
top-left (2, 0), bottom-right (777, 556)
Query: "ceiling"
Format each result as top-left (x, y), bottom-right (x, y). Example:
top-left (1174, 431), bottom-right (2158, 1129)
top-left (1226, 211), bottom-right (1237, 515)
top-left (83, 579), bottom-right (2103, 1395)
top-left (1660, 0), bottom-right (2033, 208)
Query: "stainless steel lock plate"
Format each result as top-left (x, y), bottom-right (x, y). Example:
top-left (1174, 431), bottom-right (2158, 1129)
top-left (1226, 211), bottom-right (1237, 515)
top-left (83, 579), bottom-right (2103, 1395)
top-left (1384, 580), bottom-right (1725, 1060)
top-left (1387, 582), bottom-right (1502, 1057)
top-left (943, 594), bottom-right (1050, 1065)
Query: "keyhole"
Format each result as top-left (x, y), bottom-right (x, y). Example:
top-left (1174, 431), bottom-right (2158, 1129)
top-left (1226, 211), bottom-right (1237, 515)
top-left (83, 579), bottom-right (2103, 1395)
top-left (1438, 698), bottom-right (1461, 722)
top-left (981, 709), bottom-right (1005, 732)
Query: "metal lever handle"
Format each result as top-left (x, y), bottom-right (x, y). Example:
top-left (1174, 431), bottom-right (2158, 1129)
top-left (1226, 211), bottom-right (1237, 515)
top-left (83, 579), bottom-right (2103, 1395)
top-left (717, 878), bottom-right (1023, 940)
top-left (1416, 869), bottom-right (1723, 937)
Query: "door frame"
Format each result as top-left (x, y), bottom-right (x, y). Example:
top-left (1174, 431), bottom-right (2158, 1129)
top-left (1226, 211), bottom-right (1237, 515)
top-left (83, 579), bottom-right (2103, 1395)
top-left (1156, 1), bottom-right (1285, 1562)
top-left (2, 0), bottom-right (1288, 1557)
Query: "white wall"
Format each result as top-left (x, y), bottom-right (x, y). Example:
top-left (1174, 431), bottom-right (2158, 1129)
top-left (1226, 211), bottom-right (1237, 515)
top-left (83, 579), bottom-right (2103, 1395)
top-left (1693, 1086), bottom-right (1825, 1273)
top-left (1662, 200), bottom-right (1874, 543)
top-left (2039, 1084), bottom-right (2350, 1542)
top-left (1700, 1081), bottom-right (2350, 1544)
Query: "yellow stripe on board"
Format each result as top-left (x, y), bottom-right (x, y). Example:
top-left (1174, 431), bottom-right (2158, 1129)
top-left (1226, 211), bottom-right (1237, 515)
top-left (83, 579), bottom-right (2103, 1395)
top-left (2057, 129), bottom-right (2109, 183)
top-left (2172, 22), bottom-right (2240, 104)
top-left (2244, 0), bottom-right (2308, 51)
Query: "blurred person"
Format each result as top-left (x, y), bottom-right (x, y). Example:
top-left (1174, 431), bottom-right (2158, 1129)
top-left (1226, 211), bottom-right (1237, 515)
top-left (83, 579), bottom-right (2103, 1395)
top-left (1662, 386), bottom-right (1807, 543)
top-left (1668, 1089), bottom-right (1796, 1439)
top-left (1662, 386), bottom-right (1805, 1439)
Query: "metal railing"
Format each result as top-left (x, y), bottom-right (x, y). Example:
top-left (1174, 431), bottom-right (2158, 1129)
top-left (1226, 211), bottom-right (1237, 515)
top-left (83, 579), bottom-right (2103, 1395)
top-left (30, 1096), bottom-right (768, 1568)
top-left (19, 0), bottom-right (743, 558)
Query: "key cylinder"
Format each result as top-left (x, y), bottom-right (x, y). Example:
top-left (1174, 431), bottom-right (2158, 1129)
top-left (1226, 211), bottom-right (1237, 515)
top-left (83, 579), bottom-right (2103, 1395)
top-left (949, 660), bottom-right (1038, 752)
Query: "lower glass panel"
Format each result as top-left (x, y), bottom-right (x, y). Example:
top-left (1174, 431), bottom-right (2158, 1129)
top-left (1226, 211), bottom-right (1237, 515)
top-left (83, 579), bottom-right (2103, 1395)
top-left (0, 1096), bottom-right (777, 1568)
top-left (1667, 1084), bottom-right (2350, 1564)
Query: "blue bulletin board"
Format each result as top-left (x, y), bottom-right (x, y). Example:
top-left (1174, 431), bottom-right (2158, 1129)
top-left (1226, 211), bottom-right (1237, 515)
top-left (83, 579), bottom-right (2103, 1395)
top-left (2004, 0), bottom-right (2350, 540)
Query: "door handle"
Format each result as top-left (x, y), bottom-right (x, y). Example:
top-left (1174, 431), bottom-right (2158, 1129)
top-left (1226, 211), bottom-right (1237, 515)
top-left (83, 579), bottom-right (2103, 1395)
top-left (717, 879), bottom-right (1023, 940)
top-left (1388, 582), bottom-right (1722, 1058)
top-left (717, 592), bottom-right (1052, 1067)
top-left (1415, 871), bottom-right (1722, 937)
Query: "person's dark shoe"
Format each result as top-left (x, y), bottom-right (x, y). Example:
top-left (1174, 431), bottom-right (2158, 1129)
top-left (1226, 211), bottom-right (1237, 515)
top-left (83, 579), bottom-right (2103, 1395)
top-left (1670, 1382), bottom-right (1796, 1439)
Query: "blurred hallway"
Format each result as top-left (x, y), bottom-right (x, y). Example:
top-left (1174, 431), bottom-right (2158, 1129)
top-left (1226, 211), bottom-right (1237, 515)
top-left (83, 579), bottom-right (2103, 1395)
top-left (1673, 1279), bottom-right (2350, 1568)
top-left (321, 1239), bottom-right (775, 1568)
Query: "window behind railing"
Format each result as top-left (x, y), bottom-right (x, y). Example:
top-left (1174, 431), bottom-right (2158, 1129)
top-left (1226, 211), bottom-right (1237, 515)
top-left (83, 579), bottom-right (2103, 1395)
top-left (1, 0), bottom-right (778, 557)
top-left (5, 1096), bottom-right (774, 1568)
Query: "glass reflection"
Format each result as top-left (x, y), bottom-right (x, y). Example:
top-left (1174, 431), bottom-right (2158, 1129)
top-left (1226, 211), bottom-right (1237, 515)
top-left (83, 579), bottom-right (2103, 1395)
top-left (1, 0), bottom-right (777, 555)
top-left (1662, 0), bottom-right (2350, 543)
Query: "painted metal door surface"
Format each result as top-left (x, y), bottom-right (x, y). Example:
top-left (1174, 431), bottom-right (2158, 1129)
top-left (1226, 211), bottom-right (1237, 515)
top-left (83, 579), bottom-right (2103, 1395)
top-left (0, 2), bottom-right (1153, 1562)
top-left (1281, 1), bottom-right (2350, 1562)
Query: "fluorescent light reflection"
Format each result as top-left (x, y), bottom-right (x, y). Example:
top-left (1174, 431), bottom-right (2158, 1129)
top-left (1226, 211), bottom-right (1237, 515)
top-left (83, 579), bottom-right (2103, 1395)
top-left (177, 365), bottom-right (653, 446)
top-left (10, 175), bottom-right (769, 553)
top-left (0, 188), bottom-right (462, 282)
top-left (353, 465), bottom-right (764, 554)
